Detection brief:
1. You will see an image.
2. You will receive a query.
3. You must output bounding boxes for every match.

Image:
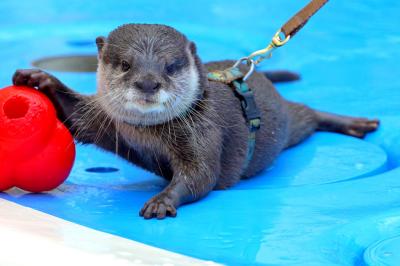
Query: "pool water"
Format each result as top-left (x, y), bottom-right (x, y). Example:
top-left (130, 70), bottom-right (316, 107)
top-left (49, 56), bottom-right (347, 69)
top-left (1, 0), bottom-right (400, 265)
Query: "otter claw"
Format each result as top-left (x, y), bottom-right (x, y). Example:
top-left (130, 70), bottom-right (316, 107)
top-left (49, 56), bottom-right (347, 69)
top-left (12, 69), bottom-right (61, 92)
top-left (140, 193), bottom-right (177, 219)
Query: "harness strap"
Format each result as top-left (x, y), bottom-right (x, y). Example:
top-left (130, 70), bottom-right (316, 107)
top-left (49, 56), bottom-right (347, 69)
top-left (206, 67), bottom-right (244, 84)
top-left (232, 79), bottom-right (261, 170)
top-left (208, 68), bottom-right (261, 170)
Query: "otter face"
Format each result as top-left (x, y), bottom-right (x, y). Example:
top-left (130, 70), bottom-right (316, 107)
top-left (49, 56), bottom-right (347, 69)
top-left (96, 24), bottom-right (202, 126)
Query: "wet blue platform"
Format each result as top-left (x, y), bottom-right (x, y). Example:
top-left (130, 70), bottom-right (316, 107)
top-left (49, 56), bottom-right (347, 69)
top-left (1, 0), bottom-right (400, 265)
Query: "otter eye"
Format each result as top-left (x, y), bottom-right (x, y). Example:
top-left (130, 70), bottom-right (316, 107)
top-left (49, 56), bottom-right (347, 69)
top-left (166, 60), bottom-right (185, 75)
top-left (121, 60), bottom-right (130, 72)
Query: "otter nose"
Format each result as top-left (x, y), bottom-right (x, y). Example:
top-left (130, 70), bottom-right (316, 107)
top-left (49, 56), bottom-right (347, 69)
top-left (134, 80), bottom-right (161, 94)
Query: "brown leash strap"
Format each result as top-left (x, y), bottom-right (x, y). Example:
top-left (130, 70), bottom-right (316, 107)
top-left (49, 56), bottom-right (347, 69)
top-left (248, 0), bottom-right (329, 64)
top-left (281, 0), bottom-right (329, 38)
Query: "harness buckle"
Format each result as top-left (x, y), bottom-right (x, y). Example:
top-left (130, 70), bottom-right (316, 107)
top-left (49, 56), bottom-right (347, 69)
top-left (233, 81), bottom-right (261, 121)
top-left (232, 80), bottom-right (261, 130)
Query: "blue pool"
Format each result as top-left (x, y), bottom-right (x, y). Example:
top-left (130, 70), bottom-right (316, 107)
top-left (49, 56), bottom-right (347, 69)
top-left (1, 0), bottom-right (400, 265)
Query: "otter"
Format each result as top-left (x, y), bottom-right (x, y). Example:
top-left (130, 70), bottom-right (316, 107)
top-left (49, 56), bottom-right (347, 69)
top-left (12, 24), bottom-right (379, 219)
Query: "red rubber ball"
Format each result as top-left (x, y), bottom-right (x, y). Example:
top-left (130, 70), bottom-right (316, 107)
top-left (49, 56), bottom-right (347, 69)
top-left (0, 85), bottom-right (76, 192)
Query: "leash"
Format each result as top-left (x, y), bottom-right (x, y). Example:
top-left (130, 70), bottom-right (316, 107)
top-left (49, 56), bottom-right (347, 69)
top-left (248, 0), bottom-right (328, 65)
top-left (207, 0), bottom-right (328, 170)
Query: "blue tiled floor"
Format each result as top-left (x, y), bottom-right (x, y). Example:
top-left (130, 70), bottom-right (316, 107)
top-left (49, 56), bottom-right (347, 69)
top-left (1, 1), bottom-right (400, 265)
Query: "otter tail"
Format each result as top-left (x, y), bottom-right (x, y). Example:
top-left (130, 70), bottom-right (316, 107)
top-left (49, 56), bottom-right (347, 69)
top-left (263, 70), bottom-right (300, 83)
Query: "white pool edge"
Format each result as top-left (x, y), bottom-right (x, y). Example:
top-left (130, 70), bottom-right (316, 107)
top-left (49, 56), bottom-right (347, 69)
top-left (0, 198), bottom-right (222, 266)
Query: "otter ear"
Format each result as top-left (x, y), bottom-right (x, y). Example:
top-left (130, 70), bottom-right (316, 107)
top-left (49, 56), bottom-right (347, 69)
top-left (189, 42), bottom-right (197, 55)
top-left (96, 36), bottom-right (106, 58)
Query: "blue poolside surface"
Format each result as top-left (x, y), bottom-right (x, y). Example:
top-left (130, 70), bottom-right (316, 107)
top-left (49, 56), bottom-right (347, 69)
top-left (1, 0), bottom-right (400, 265)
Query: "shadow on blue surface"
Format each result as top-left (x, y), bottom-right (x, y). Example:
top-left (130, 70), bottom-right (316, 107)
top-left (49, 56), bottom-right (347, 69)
top-left (1, 0), bottom-right (400, 265)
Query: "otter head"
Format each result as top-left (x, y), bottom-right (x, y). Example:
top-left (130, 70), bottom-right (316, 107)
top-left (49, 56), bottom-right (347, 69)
top-left (95, 24), bottom-right (204, 126)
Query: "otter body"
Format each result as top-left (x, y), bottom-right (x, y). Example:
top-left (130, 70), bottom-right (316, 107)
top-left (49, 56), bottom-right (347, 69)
top-left (13, 24), bottom-right (379, 219)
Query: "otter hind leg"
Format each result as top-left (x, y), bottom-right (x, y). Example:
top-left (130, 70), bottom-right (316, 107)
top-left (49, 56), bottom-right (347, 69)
top-left (284, 102), bottom-right (319, 148)
top-left (284, 103), bottom-right (380, 149)
top-left (315, 111), bottom-right (380, 138)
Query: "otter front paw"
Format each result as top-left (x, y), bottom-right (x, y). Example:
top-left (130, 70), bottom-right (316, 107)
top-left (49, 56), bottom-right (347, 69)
top-left (12, 69), bottom-right (63, 94)
top-left (139, 192), bottom-right (178, 219)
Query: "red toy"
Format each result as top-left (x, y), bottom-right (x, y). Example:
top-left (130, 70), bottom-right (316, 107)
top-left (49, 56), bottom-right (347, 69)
top-left (0, 85), bottom-right (75, 192)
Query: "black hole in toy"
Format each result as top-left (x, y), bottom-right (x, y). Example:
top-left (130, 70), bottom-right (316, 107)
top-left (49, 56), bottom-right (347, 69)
top-left (32, 55), bottom-right (98, 72)
top-left (3, 96), bottom-right (29, 119)
top-left (85, 167), bottom-right (119, 173)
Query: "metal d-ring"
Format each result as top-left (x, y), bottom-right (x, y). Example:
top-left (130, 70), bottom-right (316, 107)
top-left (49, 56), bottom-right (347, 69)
top-left (233, 57), bottom-right (256, 81)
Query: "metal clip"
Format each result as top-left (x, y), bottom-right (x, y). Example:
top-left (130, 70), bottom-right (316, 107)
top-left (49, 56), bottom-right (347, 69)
top-left (232, 57), bottom-right (256, 81)
top-left (272, 30), bottom-right (291, 47)
top-left (247, 30), bottom-right (291, 65)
